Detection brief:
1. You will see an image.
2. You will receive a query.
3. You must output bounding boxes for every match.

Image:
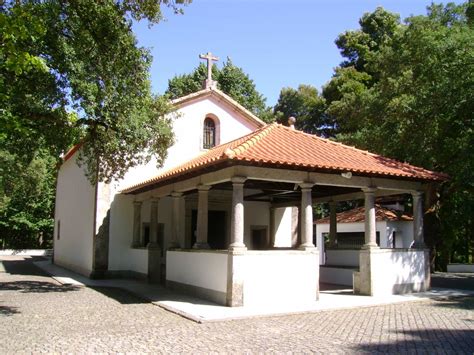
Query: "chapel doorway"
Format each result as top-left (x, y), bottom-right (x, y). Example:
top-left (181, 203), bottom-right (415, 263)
top-left (191, 210), bottom-right (227, 249)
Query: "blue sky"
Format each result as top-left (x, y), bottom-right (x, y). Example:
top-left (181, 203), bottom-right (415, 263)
top-left (133, 0), bottom-right (459, 107)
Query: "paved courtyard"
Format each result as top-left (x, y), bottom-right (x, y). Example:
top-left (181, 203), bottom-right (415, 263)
top-left (1, 256), bottom-right (474, 354)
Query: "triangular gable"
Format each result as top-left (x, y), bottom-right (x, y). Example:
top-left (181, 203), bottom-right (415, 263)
top-left (172, 87), bottom-right (266, 128)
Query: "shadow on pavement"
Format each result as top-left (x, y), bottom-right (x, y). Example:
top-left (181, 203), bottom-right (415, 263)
top-left (89, 286), bottom-right (149, 305)
top-left (430, 296), bottom-right (474, 311)
top-left (0, 280), bottom-right (80, 293)
top-left (354, 328), bottom-right (474, 353)
top-left (431, 272), bottom-right (474, 291)
top-left (1, 256), bottom-right (49, 276)
top-left (0, 304), bottom-right (20, 316)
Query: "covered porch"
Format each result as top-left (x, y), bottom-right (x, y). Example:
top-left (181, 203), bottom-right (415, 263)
top-left (122, 123), bottom-right (445, 307)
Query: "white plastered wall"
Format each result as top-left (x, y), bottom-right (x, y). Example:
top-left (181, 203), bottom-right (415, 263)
top-left (244, 201), bottom-right (270, 249)
top-left (116, 95), bottom-right (259, 192)
top-left (167, 251), bottom-right (228, 293)
top-left (273, 207), bottom-right (293, 247)
top-left (104, 96), bottom-right (260, 274)
top-left (243, 251), bottom-right (319, 306)
top-left (54, 152), bottom-right (95, 276)
top-left (388, 221), bottom-right (414, 248)
top-left (370, 249), bottom-right (427, 295)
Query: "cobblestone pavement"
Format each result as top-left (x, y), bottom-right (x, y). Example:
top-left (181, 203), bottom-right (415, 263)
top-left (1, 257), bottom-right (474, 354)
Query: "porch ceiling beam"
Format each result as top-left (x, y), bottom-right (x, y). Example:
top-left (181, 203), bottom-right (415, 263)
top-left (133, 165), bottom-right (427, 201)
top-left (234, 166), bottom-right (424, 191)
top-left (312, 189), bottom-right (403, 203)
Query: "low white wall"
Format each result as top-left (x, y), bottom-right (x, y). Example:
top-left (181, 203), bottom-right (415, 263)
top-left (325, 249), bottom-right (359, 267)
top-left (370, 249), bottom-right (427, 295)
top-left (0, 249), bottom-right (52, 256)
top-left (128, 248), bottom-right (148, 274)
top-left (320, 266), bottom-right (354, 286)
top-left (243, 251), bottom-right (319, 306)
top-left (166, 250), bottom-right (228, 293)
top-left (447, 264), bottom-right (474, 273)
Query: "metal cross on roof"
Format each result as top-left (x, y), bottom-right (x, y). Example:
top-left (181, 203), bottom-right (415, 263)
top-left (199, 52), bottom-right (219, 89)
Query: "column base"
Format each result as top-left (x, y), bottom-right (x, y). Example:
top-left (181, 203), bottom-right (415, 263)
top-left (193, 242), bottom-right (210, 249)
top-left (228, 243), bottom-right (247, 253)
top-left (298, 244), bottom-right (316, 251)
top-left (147, 242), bottom-right (161, 250)
top-left (168, 241), bottom-right (180, 249)
top-left (362, 243), bottom-right (379, 250)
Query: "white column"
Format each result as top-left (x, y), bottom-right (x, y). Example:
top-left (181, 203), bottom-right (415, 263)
top-left (148, 198), bottom-right (159, 248)
top-left (132, 201), bottom-right (142, 247)
top-left (362, 187), bottom-right (378, 248)
top-left (170, 192), bottom-right (183, 248)
top-left (299, 182), bottom-right (315, 250)
top-left (329, 201), bottom-right (337, 247)
top-left (229, 176), bottom-right (247, 251)
top-left (411, 191), bottom-right (425, 248)
top-left (194, 185), bottom-right (211, 249)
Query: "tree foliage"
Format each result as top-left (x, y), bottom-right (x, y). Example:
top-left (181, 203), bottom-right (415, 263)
top-left (0, 0), bottom-right (189, 248)
top-left (166, 58), bottom-right (270, 119)
top-left (1, 0), bottom-right (190, 183)
top-left (273, 85), bottom-right (329, 135)
top-left (324, 2), bottom-right (474, 268)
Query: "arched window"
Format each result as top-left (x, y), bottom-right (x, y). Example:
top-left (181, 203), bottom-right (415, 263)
top-left (203, 117), bottom-right (216, 149)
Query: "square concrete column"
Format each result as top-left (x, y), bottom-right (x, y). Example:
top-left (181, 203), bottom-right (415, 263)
top-left (329, 201), bottom-right (337, 247)
top-left (411, 191), bottom-right (426, 248)
top-left (170, 192), bottom-right (183, 248)
top-left (229, 176), bottom-right (247, 251)
top-left (299, 182), bottom-right (315, 250)
top-left (362, 187), bottom-right (378, 249)
top-left (148, 198), bottom-right (161, 283)
top-left (132, 201), bottom-right (142, 247)
top-left (193, 185), bottom-right (211, 249)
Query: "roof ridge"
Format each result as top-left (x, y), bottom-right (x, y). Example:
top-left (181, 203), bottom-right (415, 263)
top-left (223, 123), bottom-right (277, 159)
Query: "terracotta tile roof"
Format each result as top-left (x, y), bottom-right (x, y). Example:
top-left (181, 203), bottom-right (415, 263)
top-left (172, 87), bottom-right (266, 128)
top-left (316, 205), bottom-right (413, 224)
top-left (123, 123), bottom-right (448, 194)
top-left (62, 142), bottom-right (84, 162)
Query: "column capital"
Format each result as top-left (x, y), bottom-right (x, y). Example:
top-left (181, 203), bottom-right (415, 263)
top-left (133, 200), bottom-right (143, 206)
top-left (411, 190), bottom-right (424, 198)
top-left (299, 182), bottom-right (314, 190)
top-left (231, 176), bottom-right (247, 184)
top-left (150, 197), bottom-right (160, 203)
top-left (171, 191), bottom-right (183, 198)
top-left (362, 186), bottom-right (377, 194)
top-left (197, 184), bottom-right (211, 191)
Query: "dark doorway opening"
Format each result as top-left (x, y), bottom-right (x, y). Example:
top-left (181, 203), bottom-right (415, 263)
top-left (191, 210), bottom-right (227, 249)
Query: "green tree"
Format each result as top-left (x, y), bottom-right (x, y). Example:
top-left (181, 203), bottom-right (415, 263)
top-left (335, 7), bottom-right (401, 72)
top-left (273, 85), bottom-right (329, 135)
top-left (325, 2), bottom-right (474, 269)
top-left (0, 0), bottom-right (189, 248)
top-left (1, 0), bottom-right (190, 183)
top-left (166, 58), bottom-right (270, 119)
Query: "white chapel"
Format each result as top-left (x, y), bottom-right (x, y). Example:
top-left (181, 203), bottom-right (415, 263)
top-left (53, 53), bottom-right (446, 307)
